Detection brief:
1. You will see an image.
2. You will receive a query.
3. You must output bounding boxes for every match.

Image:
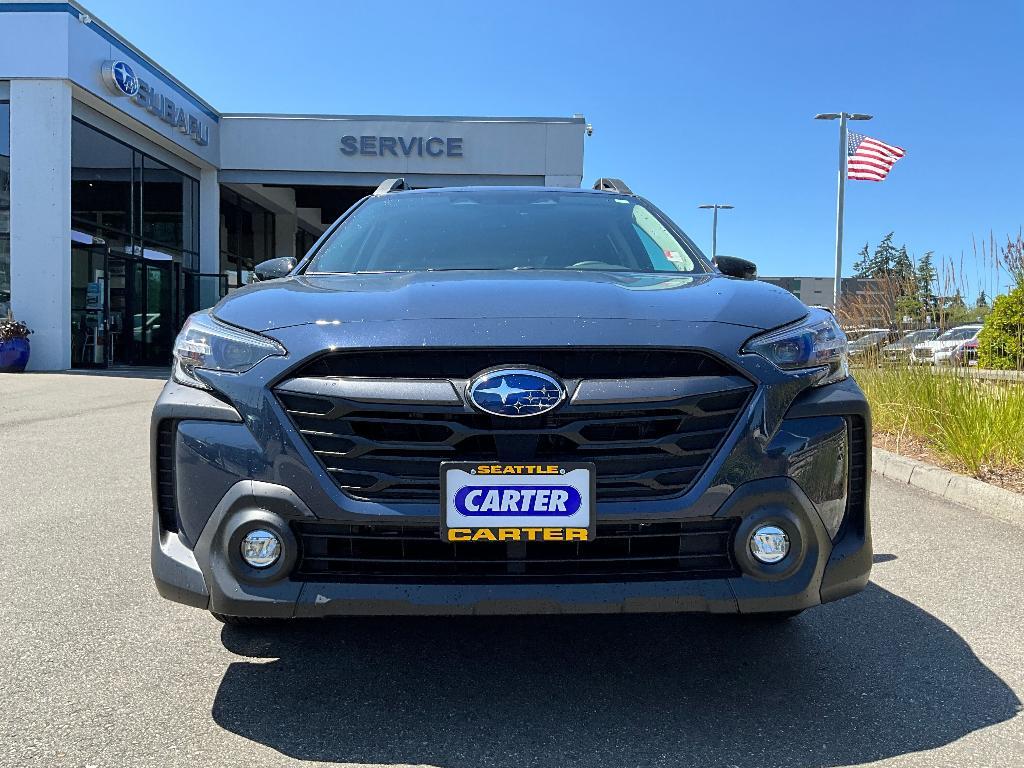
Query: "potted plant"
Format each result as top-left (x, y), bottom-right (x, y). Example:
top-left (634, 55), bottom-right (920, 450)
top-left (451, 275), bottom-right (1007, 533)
top-left (0, 310), bottom-right (32, 372)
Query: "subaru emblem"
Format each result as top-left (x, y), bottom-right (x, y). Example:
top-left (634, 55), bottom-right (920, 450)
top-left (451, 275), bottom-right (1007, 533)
top-left (102, 60), bottom-right (140, 98)
top-left (467, 368), bottom-right (565, 418)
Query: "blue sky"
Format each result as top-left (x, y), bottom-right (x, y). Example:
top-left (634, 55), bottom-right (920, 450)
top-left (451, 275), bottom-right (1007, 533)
top-left (85, 0), bottom-right (1023, 297)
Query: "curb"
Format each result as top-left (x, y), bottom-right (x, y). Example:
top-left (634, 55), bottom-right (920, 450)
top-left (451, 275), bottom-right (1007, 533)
top-left (872, 447), bottom-right (1024, 529)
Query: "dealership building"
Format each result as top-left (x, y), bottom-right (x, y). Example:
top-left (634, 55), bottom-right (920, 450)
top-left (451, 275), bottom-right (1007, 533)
top-left (0, 1), bottom-right (587, 370)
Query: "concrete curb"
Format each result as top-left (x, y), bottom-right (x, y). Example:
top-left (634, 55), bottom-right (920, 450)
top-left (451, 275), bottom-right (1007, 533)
top-left (872, 447), bottom-right (1024, 529)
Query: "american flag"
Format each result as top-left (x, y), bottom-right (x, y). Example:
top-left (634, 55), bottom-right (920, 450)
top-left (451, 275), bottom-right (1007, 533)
top-left (847, 132), bottom-right (906, 181)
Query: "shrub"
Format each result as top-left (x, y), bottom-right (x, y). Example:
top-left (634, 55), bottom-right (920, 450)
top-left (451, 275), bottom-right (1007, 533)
top-left (977, 286), bottom-right (1024, 370)
top-left (856, 366), bottom-right (1024, 475)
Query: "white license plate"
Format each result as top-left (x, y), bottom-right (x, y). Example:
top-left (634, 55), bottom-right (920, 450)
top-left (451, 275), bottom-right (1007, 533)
top-left (440, 462), bottom-right (595, 543)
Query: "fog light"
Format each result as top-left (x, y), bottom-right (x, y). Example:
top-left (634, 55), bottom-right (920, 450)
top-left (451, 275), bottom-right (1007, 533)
top-left (749, 525), bottom-right (790, 564)
top-left (240, 529), bottom-right (281, 568)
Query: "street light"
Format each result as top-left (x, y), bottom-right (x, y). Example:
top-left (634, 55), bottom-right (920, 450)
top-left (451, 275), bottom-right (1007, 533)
top-left (815, 111), bottom-right (873, 309)
top-left (698, 203), bottom-right (734, 260)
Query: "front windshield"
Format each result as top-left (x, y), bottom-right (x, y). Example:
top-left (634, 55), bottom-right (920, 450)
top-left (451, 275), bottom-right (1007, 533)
top-left (305, 191), bottom-right (707, 274)
top-left (938, 327), bottom-right (980, 341)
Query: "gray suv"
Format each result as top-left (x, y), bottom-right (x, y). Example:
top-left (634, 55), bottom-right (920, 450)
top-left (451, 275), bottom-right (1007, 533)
top-left (151, 180), bottom-right (871, 624)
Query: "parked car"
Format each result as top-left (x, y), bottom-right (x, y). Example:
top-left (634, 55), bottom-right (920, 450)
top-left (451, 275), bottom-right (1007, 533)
top-left (950, 337), bottom-right (979, 367)
top-left (847, 329), bottom-right (899, 364)
top-left (844, 327), bottom-right (891, 343)
top-left (912, 325), bottom-right (983, 365)
top-left (152, 179), bottom-right (871, 625)
top-left (881, 328), bottom-right (940, 364)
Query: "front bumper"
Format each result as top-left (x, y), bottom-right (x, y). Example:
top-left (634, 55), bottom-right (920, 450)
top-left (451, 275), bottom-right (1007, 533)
top-left (151, 371), bottom-right (872, 617)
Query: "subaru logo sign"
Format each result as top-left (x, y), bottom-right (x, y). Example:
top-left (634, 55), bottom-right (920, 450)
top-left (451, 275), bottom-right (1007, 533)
top-left (102, 60), bottom-right (139, 97)
top-left (468, 369), bottom-right (565, 418)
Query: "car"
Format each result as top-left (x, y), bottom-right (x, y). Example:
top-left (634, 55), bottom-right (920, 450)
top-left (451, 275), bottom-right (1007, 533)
top-left (881, 328), bottom-right (940, 364)
top-left (151, 179), bottom-right (871, 625)
top-left (950, 337), bottom-right (980, 367)
top-left (847, 329), bottom-right (899, 365)
top-left (912, 325), bottom-right (983, 365)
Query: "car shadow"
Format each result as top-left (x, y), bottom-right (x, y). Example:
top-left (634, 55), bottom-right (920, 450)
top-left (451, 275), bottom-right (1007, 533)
top-left (212, 584), bottom-right (1019, 767)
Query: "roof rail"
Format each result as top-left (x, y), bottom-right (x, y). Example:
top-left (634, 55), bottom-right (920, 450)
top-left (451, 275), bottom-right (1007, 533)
top-left (372, 177), bottom-right (411, 196)
top-left (592, 178), bottom-right (634, 195)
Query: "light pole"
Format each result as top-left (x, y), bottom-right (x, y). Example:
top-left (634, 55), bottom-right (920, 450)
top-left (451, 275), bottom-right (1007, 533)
top-left (698, 203), bottom-right (733, 260)
top-left (814, 112), bottom-right (872, 310)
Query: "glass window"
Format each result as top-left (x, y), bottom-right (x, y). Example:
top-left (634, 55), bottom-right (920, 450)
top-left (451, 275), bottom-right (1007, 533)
top-left (71, 120), bottom-right (199, 273)
top-left (306, 190), bottom-right (708, 275)
top-left (0, 102), bottom-right (9, 316)
top-left (70, 119), bottom-right (200, 366)
top-left (142, 155), bottom-right (184, 250)
top-left (220, 188), bottom-right (275, 288)
top-left (295, 226), bottom-right (318, 259)
top-left (938, 326), bottom-right (982, 342)
top-left (71, 121), bottom-right (135, 237)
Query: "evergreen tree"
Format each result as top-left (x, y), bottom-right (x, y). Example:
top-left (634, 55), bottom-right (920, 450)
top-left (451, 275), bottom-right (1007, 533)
top-left (916, 251), bottom-right (937, 310)
top-left (869, 232), bottom-right (898, 277)
top-left (976, 290), bottom-right (989, 308)
top-left (893, 245), bottom-right (914, 283)
top-left (852, 242), bottom-right (872, 278)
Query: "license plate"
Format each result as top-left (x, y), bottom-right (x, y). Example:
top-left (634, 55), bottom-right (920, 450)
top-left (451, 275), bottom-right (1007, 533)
top-left (440, 462), bottom-right (596, 543)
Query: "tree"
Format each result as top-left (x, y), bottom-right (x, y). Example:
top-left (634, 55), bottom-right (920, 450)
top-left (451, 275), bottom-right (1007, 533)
top-left (893, 245), bottom-right (914, 283)
top-left (867, 232), bottom-right (898, 278)
top-left (852, 243), bottom-right (872, 278)
top-left (916, 251), bottom-right (937, 312)
top-left (977, 290), bottom-right (989, 308)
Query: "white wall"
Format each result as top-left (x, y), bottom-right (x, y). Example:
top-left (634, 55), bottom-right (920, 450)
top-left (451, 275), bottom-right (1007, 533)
top-left (10, 79), bottom-right (72, 370)
top-left (219, 115), bottom-right (586, 186)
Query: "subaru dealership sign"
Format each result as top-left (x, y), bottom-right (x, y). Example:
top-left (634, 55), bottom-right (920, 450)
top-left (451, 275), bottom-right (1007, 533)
top-left (101, 60), bottom-right (209, 146)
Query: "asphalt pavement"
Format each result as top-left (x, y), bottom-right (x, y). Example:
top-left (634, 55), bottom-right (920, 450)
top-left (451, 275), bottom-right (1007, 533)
top-left (2, 371), bottom-right (1022, 768)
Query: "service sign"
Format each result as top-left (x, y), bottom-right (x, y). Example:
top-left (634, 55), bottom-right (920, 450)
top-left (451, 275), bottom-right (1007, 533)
top-left (441, 462), bottom-right (596, 543)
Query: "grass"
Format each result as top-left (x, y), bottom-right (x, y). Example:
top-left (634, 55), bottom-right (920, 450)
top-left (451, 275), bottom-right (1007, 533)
top-left (854, 366), bottom-right (1024, 476)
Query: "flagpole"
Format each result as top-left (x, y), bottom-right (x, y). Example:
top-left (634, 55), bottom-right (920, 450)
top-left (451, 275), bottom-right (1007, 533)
top-left (834, 113), bottom-right (847, 311)
top-left (815, 111), bottom-right (873, 313)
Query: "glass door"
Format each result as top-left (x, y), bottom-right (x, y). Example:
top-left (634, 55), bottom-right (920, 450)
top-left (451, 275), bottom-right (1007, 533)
top-left (70, 243), bottom-right (110, 368)
top-left (139, 260), bottom-right (175, 366)
top-left (106, 252), bottom-right (136, 366)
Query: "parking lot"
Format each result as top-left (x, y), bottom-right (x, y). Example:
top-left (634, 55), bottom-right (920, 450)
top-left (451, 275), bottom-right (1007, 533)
top-left (2, 371), bottom-right (1022, 768)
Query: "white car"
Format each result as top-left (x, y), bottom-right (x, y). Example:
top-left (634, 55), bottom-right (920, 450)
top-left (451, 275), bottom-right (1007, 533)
top-left (911, 325), bottom-right (983, 365)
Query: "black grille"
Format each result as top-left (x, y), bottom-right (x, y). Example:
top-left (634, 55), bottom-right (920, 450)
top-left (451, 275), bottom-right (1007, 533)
top-left (277, 386), bottom-right (751, 503)
top-left (292, 519), bottom-right (739, 583)
top-left (155, 420), bottom-right (179, 533)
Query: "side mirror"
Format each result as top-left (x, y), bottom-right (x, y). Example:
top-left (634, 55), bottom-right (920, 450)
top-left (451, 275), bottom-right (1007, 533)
top-left (252, 256), bottom-right (297, 282)
top-left (715, 255), bottom-right (757, 280)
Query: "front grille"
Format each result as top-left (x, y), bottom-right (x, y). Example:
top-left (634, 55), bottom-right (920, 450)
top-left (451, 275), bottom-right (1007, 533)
top-left (155, 420), bottom-right (179, 533)
top-left (276, 349), bottom-right (753, 503)
top-left (292, 519), bottom-right (739, 583)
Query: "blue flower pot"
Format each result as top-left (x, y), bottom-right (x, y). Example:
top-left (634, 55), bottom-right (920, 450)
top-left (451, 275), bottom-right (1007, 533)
top-left (0, 337), bottom-right (30, 372)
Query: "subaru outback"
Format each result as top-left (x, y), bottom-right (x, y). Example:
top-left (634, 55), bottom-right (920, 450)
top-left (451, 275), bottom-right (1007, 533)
top-left (151, 178), bottom-right (871, 624)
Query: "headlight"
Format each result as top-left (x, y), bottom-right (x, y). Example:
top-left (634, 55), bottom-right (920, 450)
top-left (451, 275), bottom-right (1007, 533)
top-left (172, 312), bottom-right (286, 390)
top-left (743, 309), bottom-right (848, 386)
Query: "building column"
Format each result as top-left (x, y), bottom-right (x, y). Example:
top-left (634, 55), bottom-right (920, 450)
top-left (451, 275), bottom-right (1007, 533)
top-left (10, 79), bottom-right (72, 371)
top-left (199, 167), bottom-right (220, 275)
top-left (274, 212), bottom-right (297, 259)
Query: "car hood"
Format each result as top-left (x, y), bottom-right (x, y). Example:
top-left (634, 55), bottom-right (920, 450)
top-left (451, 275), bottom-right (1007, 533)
top-left (212, 271), bottom-right (809, 333)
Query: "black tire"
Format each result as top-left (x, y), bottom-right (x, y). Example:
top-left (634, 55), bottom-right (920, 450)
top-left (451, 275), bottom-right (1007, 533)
top-left (211, 612), bottom-right (280, 627)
